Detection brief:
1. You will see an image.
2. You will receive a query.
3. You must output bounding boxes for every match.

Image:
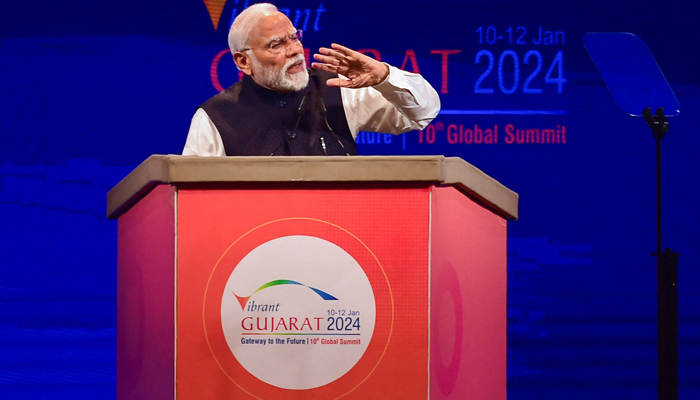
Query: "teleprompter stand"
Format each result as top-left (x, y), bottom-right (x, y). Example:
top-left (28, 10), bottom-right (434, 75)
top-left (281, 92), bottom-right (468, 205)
top-left (644, 106), bottom-right (680, 400)
top-left (584, 32), bottom-right (681, 400)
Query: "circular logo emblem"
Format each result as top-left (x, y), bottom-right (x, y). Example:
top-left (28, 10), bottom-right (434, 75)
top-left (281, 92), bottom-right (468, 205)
top-left (220, 235), bottom-right (376, 389)
top-left (202, 218), bottom-right (394, 399)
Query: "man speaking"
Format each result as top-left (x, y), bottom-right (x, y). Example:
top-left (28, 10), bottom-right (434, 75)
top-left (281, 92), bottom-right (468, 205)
top-left (183, 3), bottom-right (440, 156)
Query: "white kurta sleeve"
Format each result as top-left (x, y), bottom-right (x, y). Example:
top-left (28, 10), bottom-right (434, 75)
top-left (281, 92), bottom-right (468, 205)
top-left (340, 64), bottom-right (441, 138)
top-left (182, 108), bottom-right (226, 156)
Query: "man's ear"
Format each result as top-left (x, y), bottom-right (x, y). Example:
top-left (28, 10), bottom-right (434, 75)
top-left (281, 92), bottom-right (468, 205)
top-left (233, 52), bottom-right (253, 76)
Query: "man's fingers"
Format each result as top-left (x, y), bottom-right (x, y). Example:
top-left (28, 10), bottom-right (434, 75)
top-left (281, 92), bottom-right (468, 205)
top-left (330, 43), bottom-right (356, 57)
top-left (326, 76), bottom-right (373, 89)
top-left (318, 46), bottom-right (349, 61)
top-left (324, 77), bottom-right (346, 87)
top-left (326, 78), bottom-right (362, 88)
top-left (318, 47), bottom-right (360, 63)
top-left (313, 53), bottom-right (340, 65)
top-left (311, 62), bottom-right (338, 74)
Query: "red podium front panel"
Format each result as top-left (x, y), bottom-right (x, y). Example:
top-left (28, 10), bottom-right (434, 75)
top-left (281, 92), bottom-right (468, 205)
top-left (176, 185), bottom-right (432, 399)
top-left (430, 186), bottom-right (507, 400)
top-left (117, 184), bottom-right (176, 399)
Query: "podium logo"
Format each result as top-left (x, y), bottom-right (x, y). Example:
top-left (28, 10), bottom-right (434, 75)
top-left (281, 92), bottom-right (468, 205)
top-left (221, 235), bottom-right (376, 390)
top-left (234, 279), bottom-right (339, 309)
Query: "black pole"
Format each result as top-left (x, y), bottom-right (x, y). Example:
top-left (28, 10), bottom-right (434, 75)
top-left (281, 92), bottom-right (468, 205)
top-left (643, 107), bottom-right (679, 400)
top-left (656, 137), bottom-right (662, 256)
top-left (657, 249), bottom-right (679, 400)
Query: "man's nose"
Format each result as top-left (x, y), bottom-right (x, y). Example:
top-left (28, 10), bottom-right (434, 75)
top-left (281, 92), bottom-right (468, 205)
top-left (285, 39), bottom-right (303, 57)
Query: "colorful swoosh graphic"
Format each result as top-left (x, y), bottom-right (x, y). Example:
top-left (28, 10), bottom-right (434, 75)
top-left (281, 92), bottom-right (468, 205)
top-left (234, 279), bottom-right (338, 309)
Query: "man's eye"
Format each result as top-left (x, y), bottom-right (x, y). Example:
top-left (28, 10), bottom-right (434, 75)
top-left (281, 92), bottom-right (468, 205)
top-left (268, 40), bottom-right (284, 50)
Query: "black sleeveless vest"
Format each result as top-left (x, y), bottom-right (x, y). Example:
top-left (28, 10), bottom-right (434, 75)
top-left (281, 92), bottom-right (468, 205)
top-left (200, 69), bottom-right (357, 156)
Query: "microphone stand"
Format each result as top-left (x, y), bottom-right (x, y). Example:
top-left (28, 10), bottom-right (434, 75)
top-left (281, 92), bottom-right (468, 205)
top-left (643, 106), bottom-right (680, 400)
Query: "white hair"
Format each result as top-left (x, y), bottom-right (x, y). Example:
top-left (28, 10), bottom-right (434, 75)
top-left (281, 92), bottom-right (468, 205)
top-left (250, 54), bottom-right (309, 92)
top-left (228, 3), bottom-right (279, 53)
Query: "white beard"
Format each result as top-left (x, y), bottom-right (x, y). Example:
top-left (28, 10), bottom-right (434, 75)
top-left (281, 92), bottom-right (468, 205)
top-left (251, 54), bottom-right (309, 92)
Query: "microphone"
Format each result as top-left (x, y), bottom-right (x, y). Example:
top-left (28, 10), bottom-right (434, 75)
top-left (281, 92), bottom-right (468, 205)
top-left (311, 75), bottom-right (349, 156)
top-left (291, 90), bottom-right (310, 135)
top-left (269, 90), bottom-right (310, 156)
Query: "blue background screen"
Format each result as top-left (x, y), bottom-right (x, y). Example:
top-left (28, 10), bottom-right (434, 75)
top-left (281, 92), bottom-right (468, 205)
top-left (1, 1), bottom-right (698, 398)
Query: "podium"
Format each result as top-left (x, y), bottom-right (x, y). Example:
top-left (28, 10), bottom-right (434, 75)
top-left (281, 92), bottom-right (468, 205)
top-left (107, 155), bottom-right (518, 400)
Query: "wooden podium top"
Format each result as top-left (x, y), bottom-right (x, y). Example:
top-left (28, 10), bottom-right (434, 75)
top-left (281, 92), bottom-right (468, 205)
top-left (107, 155), bottom-right (518, 220)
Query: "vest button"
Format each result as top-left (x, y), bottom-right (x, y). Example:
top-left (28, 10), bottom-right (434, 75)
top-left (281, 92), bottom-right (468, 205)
top-left (287, 131), bottom-right (296, 139)
top-left (279, 100), bottom-right (288, 108)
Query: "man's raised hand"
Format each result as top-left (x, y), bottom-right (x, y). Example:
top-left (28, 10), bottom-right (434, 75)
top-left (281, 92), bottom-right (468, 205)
top-left (312, 43), bottom-right (390, 88)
